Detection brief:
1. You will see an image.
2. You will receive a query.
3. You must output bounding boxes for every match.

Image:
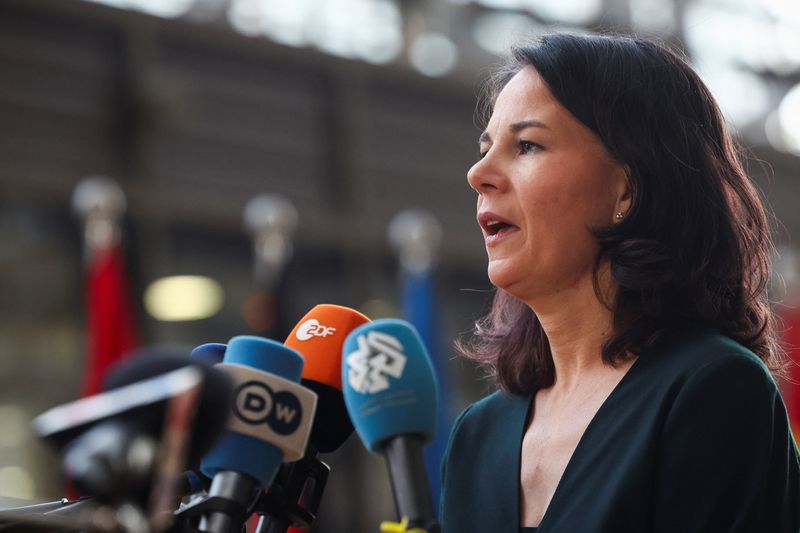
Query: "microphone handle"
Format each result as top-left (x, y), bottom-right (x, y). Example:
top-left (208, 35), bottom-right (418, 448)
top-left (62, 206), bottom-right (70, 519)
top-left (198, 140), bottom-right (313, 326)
top-left (253, 452), bottom-right (330, 533)
top-left (256, 513), bottom-right (292, 533)
top-left (199, 471), bottom-right (257, 533)
top-left (383, 435), bottom-right (439, 532)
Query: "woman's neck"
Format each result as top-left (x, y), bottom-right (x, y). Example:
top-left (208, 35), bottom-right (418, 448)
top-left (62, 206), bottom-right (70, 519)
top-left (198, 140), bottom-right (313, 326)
top-left (526, 272), bottom-right (618, 395)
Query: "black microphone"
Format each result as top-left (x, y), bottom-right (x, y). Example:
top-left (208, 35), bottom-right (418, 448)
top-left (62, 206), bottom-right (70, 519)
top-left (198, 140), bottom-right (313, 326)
top-left (26, 349), bottom-right (233, 531)
top-left (34, 350), bottom-right (233, 503)
top-left (342, 320), bottom-right (440, 533)
top-left (102, 349), bottom-right (234, 469)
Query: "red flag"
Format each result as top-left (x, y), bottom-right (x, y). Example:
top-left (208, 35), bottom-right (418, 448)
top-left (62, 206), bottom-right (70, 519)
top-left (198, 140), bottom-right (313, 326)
top-left (781, 307), bottom-right (800, 442)
top-left (82, 245), bottom-right (138, 396)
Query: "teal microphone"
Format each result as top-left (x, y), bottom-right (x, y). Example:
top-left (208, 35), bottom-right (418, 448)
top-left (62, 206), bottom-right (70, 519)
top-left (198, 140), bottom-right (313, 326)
top-left (342, 319), bottom-right (440, 533)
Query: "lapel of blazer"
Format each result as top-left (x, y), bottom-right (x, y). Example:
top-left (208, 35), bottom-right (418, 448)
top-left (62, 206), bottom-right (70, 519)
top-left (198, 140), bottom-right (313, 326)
top-left (486, 390), bottom-right (535, 532)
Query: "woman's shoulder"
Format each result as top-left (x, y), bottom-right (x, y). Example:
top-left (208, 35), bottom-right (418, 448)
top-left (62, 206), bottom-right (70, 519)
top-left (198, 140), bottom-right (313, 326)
top-left (643, 330), bottom-right (800, 532)
top-left (449, 389), bottom-right (530, 445)
top-left (635, 328), bottom-right (785, 431)
top-left (456, 388), bottom-right (529, 423)
top-left (644, 327), bottom-right (775, 388)
top-left (462, 388), bottom-right (529, 417)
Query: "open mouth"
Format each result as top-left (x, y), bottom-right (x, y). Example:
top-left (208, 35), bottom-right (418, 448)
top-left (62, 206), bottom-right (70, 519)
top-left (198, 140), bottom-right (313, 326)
top-left (485, 220), bottom-right (513, 236)
top-left (478, 212), bottom-right (518, 239)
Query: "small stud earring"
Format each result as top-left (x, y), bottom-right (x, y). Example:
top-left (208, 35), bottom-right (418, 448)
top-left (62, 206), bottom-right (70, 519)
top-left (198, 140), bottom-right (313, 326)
top-left (615, 211), bottom-right (625, 220)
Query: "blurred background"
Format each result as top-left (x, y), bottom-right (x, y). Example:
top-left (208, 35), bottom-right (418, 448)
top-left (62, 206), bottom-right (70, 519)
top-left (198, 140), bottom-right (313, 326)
top-left (0, 0), bottom-right (798, 531)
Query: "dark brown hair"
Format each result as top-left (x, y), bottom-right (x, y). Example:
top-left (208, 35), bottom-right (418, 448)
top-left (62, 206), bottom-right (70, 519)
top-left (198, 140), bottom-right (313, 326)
top-left (458, 33), bottom-right (782, 395)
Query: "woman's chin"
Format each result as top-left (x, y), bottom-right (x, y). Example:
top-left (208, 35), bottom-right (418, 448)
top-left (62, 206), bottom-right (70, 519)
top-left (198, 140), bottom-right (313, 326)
top-left (487, 262), bottom-right (518, 291)
top-left (487, 261), bottom-right (538, 302)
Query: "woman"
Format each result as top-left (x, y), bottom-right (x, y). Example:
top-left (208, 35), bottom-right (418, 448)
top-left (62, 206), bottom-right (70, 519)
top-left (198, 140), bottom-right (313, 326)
top-left (440, 33), bottom-right (800, 532)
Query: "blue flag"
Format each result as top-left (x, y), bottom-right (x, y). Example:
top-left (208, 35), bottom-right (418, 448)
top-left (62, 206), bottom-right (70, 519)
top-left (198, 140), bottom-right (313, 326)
top-left (402, 269), bottom-right (454, 512)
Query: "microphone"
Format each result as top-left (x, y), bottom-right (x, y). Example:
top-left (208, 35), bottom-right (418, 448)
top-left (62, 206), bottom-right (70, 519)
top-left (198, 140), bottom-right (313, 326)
top-left (255, 304), bottom-right (370, 533)
top-left (28, 350), bottom-right (234, 532)
top-left (103, 350), bottom-right (233, 469)
top-left (163, 343), bottom-right (231, 498)
top-left (342, 319), bottom-right (440, 533)
top-left (193, 336), bottom-right (317, 533)
top-left (285, 304), bottom-right (371, 453)
top-left (190, 343), bottom-right (227, 365)
top-left (34, 350), bottom-right (233, 503)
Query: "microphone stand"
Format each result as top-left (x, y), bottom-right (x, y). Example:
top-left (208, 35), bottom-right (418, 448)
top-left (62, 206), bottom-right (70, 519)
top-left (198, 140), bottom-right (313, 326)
top-left (0, 497), bottom-right (134, 533)
top-left (0, 498), bottom-right (87, 517)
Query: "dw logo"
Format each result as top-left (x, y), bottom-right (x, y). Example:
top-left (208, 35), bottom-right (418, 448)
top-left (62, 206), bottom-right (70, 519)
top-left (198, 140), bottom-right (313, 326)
top-left (233, 381), bottom-right (302, 435)
top-left (346, 331), bottom-right (407, 394)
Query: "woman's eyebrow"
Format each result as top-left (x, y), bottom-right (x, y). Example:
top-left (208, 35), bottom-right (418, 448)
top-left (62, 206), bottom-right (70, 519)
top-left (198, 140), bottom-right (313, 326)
top-left (478, 119), bottom-right (550, 144)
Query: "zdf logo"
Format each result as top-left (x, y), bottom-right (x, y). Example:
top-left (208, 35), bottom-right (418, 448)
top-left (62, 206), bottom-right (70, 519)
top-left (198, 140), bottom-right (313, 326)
top-left (233, 381), bottom-right (302, 435)
top-left (295, 319), bottom-right (337, 341)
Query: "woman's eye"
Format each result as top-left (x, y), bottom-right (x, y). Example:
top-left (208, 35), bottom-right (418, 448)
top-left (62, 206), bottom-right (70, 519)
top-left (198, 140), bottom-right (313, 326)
top-left (519, 140), bottom-right (541, 154)
top-left (478, 150), bottom-right (488, 160)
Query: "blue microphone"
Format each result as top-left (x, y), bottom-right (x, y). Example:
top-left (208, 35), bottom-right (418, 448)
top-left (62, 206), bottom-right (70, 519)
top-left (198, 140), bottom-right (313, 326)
top-left (198, 336), bottom-right (317, 533)
top-left (342, 319), bottom-right (439, 532)
top-left (174, 343), bottom-right (229, 495)
top-left (191, 343), bottom-right (227, 365)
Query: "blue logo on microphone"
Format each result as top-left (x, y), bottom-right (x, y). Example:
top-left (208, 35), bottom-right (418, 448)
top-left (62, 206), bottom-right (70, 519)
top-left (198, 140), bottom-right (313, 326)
top-left (233, 380), bottom-right (302, 435)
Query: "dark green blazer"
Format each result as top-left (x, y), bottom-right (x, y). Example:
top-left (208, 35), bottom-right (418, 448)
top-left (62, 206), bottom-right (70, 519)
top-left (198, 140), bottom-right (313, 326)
top-left (440, 330), bottom-right (800, 532)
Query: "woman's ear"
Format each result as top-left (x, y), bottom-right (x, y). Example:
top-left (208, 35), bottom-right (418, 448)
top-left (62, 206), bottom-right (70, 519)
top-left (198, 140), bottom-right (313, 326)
top-left (612, 164), bottom-right (634, 222)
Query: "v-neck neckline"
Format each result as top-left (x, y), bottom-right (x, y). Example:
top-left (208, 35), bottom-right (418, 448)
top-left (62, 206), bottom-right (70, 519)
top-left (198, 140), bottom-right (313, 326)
top-left (517, 353), bottom-right (646, 531)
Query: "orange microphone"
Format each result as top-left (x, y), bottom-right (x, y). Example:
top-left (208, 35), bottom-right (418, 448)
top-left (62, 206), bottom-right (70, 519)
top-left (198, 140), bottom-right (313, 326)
top-left (285, 304), bottom-right (371, 453)
top-left (253, 305), bottom-right (370, 533)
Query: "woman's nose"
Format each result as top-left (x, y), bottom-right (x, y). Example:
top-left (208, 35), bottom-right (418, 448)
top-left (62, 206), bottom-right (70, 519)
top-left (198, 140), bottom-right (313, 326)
top-left (467, 151), bottom-right (506, 194)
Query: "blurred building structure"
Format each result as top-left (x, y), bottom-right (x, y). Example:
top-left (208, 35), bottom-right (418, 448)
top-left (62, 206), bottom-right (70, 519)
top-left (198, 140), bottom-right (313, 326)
top-left (0, 0), bottom-right (798, 531)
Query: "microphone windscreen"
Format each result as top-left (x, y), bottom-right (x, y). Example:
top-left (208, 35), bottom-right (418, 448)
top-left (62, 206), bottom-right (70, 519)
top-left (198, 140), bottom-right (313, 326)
top-left (103, 348), bottom-right (202, 390)
top-left (285, 304), bottom-right (370, 391)
top-left (200, 336), bottom-right (306, 487)
top-left (190, 343), bottom-right (226, 364)
top-left (103, 348), bottom-right (234, 466)
top-left (285, 304), bottom-right (370, 453)
top-left (342, 319), bottom-right (438, 453)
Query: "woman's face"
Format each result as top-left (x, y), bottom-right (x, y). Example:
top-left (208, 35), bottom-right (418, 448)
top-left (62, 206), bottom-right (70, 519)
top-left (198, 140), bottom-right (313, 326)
top-left (467, 66), bottom-right (629, 302)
